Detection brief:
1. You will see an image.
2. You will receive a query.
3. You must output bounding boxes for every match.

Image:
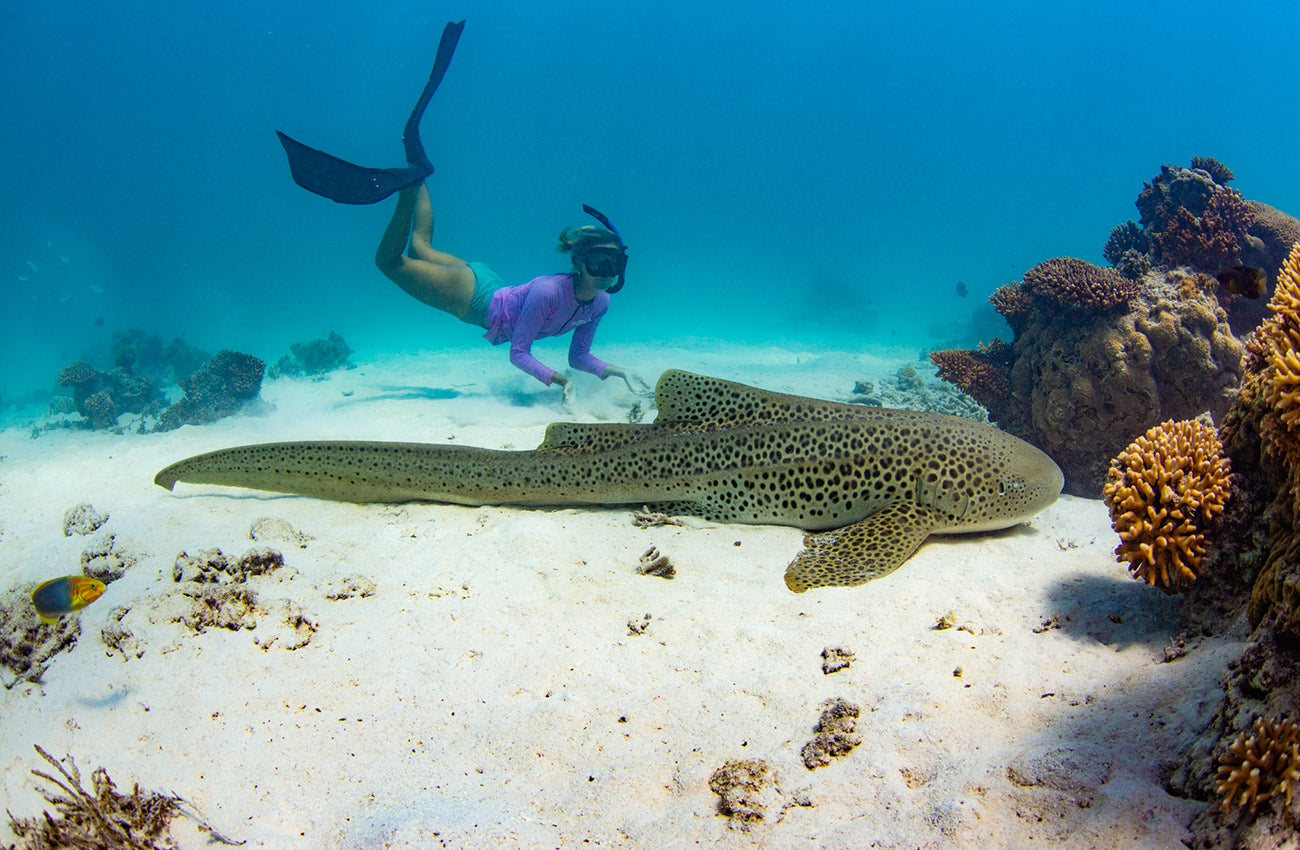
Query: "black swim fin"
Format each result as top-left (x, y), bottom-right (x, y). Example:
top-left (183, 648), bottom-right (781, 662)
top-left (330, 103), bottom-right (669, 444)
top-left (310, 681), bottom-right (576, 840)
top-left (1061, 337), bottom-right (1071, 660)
top-left (276, 19), bottom-right (465, 205)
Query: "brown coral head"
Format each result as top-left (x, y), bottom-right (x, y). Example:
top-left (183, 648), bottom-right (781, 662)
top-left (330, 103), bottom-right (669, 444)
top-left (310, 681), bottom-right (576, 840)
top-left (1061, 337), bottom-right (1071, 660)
top-left (1150, 188), bottom-right (1256, 272)
top-left (1022, 257), bottom-right (1139, 310)
top-left (930, 348), bottom-right (1011, 411)
top-left (1215, 716), bottom-right (1299, 813)
top-left (1101, 419), bottom-right (1232, 589)
top-left (1190, 156), bottom-right (1235, 185)
top-left (56, 361), bottom-right (98, 387)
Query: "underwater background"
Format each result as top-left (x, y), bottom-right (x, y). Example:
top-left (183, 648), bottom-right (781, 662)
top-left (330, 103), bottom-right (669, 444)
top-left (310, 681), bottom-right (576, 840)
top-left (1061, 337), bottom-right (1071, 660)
top-left (2, 0), bottom-right (1300, 410)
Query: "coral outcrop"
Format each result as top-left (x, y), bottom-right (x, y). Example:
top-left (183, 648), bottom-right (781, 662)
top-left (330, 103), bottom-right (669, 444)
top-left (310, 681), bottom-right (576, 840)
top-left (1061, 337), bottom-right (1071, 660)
top-left (1022, 257), bottom-right (1140, 310)
top-left (153, 350), bottom-right (265, 432)
top-left (1102, 420), bottom-right (1231, 589)
top-left (979, 272), bottom-right (1243, 494)
top-left (269, 331), bottom-right (353, 378)
top-left (929, 345), bottom-right (1012, 412)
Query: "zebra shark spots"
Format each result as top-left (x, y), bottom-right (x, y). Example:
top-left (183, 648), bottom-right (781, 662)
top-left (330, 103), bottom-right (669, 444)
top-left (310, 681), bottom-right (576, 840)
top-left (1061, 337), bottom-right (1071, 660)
top-left (154, 370), bottom-right (1063, 591)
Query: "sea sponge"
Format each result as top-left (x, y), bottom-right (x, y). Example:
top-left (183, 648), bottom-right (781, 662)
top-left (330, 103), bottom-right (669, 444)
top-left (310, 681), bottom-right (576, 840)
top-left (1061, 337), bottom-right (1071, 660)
top-left (1023, 257), bottom-right (1140, 310)
top-left (1215, 716), bottom-right (1300, 813)
top-left (1102, 419), bottom-right (1232, 588)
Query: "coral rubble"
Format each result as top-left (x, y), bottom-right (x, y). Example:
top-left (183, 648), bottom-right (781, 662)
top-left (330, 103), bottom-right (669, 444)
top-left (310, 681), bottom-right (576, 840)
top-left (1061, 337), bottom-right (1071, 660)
top-left (1102, 420), bottom-right (1231, 589)
top-left (801, 697), bottom-right (862, 769)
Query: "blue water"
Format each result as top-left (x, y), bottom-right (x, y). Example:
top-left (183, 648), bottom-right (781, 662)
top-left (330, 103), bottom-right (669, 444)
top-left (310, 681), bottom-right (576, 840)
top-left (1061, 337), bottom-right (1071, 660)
top-left (3, 0), bottom-right (1299, 406)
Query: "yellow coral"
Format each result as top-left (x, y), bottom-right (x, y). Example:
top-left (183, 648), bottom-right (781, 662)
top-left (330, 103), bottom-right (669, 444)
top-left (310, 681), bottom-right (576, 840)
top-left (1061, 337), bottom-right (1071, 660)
top-left (1102, 419), bottom-right (1231, 588)
top-left (1215, 716), bottom-right (1300, 813)
top-left (1261, 243), bottom-right (1300, 428)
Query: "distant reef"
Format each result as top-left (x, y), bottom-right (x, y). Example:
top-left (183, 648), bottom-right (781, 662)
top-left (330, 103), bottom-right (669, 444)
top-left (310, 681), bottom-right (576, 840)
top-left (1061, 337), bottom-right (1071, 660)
top-left (933, 157), bottom-right (1300, 496)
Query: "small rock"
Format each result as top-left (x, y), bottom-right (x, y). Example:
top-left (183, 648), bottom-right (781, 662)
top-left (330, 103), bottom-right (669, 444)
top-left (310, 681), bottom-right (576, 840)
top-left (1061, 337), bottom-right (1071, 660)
top-left (63, 503), bottom-right (108, 536)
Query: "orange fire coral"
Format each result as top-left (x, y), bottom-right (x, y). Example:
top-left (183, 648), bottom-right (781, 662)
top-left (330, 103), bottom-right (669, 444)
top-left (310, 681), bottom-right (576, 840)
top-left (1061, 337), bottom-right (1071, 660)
top-left (1215, 716), bottom-right (1300, 813)
top-left (1102, 419), bottom-right (1231, 588)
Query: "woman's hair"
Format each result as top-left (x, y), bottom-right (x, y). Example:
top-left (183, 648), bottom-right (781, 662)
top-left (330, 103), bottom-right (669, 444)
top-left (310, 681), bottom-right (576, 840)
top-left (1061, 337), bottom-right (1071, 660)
top-left (557, 225), bottom-right (620, 266)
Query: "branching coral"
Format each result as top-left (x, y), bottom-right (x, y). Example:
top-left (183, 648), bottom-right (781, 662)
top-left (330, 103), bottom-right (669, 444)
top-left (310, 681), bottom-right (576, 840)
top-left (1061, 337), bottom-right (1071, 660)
top-left (6, 745), bottom-right (240, 848)
top-left (1150, 188), bottom-right (1256, 272)
top-left (1215, 716), bottom-right (1300, 813)
top-left (930, 348), bottom-right (1011, 411)
top-left (991, 282), bottom-right (1035, 334)
top-left (1258, 243), bottom-right (1300, 474)
top-left (1191, 156), bottom-right (1235, 185)
top-left (1102, 419), bottom-right (1232, 588)
top-left (1023, 257), bottom-right (1140, 310)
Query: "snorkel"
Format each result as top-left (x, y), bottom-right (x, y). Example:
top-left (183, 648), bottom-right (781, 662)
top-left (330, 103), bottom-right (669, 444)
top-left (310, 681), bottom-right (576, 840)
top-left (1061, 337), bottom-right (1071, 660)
top-left (581, 204), bottom-right (628, 294)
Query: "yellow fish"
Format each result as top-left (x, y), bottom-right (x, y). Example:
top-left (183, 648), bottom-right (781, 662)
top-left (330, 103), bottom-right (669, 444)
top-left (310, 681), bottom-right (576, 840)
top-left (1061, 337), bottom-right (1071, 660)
top-left (30, 576), bottom-right (106, 624)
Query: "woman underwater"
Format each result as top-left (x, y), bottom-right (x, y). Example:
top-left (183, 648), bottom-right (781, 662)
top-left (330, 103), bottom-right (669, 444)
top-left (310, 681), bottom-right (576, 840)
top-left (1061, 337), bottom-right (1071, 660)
top-left (275, 19), bottom-right (648, 405)
top-left (374, 185), bottom-right (649, 407)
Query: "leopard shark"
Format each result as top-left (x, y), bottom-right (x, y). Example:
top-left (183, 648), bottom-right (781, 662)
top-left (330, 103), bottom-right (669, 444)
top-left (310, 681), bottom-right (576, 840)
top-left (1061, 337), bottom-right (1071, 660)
top-left (154, 370), bottom-right (1064, 592)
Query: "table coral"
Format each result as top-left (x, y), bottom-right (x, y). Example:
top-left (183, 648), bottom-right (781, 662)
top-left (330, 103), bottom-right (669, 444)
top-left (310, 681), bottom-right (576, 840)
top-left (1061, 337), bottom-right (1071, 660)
top-left (1215, 716), bottom-right (1300, 813)
top-left (1022, 257), bottom-right (1139, 310)
top-left (1102, 419), bottom-right (1231, 589)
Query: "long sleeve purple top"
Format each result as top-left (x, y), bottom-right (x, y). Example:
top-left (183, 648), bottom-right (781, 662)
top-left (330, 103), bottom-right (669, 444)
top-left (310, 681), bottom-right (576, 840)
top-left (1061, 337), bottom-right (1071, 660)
top-left (483, 273), bottom-right (611, 385)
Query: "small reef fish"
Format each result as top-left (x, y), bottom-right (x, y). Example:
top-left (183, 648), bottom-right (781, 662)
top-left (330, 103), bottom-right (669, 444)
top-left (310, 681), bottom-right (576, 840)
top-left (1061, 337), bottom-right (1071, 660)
top-left (31, 576), bottom-right (106, 624)
top-left (25, 259), bottom-right (38, 272)
top-left (955, 280), bottom-right (968, 298)
top-left (1215, 266), bottom-right (1266, 299)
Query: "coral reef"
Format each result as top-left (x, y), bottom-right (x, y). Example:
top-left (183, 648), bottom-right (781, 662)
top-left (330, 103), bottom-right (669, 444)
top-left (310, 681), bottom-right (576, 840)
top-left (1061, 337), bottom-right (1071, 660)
top-left (54, 358), bottom-right (164, 431)
top-left (1022, 257), bottom-right (1140, 310)
top-left (1214, 716), bottom-right (1299, 813)
top-left (268, 330), bottom-right (353, 378)
top-left (1101, 420), bottom-right (1231, 589)
top-left (801, 697), bottom-right (862, 769)
top-left (949, 270), bottom-right (1244, 495)
top-left (1191, 156), bottom-right (1235, 185)
top-left (153, 350), bottom-right (265, 432)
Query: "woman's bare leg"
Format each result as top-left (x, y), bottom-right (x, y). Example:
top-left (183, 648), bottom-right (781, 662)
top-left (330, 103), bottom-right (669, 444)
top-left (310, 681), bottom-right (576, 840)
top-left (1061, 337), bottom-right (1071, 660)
top-left (375, 184), bottom-right (476, 319)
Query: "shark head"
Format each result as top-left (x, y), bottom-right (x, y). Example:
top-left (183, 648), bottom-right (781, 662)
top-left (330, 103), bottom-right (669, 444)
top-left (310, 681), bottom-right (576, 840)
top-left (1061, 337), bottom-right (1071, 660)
top-left (937, 431), bottom-right (1064, 533)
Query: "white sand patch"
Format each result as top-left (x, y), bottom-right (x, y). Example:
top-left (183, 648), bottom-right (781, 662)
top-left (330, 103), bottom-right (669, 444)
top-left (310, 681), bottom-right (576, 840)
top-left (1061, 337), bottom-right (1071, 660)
top-left (0, 341), bottom-right (1237, 848)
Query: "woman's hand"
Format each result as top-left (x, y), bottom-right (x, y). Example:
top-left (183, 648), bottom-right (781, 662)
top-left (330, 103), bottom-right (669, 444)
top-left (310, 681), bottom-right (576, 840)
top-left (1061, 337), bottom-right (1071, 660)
top-left (605, 366), bottom-right (653, 397)
top-left (552, 373), bottom-right (576, 411)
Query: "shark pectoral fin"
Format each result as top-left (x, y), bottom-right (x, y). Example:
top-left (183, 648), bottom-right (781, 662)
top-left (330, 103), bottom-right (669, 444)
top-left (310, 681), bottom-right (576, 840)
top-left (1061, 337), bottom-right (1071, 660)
top-left (784, 503), bottom-right (939, 593)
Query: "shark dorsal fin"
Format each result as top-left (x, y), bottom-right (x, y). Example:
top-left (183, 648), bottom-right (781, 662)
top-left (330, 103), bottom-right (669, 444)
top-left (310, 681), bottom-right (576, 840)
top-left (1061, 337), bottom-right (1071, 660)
top-left (652, 369), bottom-right (879, 428)
top-left (536, 422), bottom-right (655, 454)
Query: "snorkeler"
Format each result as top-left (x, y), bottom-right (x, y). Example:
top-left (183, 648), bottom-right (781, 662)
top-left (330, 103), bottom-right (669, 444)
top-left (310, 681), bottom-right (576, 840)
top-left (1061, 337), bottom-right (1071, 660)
top-left (275, 20), bottom-right (649, 405)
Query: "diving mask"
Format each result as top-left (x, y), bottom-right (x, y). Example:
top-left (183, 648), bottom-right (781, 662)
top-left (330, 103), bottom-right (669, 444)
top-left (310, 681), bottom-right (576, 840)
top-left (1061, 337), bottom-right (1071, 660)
top-left (582, 246), bottom-right (629, 279)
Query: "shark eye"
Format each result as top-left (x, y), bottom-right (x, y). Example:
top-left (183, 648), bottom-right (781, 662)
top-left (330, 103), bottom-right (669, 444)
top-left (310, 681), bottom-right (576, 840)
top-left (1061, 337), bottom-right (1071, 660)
top-left (998, 481), bottom-right (1007, 496)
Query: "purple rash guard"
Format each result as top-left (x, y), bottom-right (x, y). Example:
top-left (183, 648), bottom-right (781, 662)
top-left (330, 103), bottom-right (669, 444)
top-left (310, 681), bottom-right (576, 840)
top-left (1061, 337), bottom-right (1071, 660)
top-left (484, 273), bottom-right (611, 385)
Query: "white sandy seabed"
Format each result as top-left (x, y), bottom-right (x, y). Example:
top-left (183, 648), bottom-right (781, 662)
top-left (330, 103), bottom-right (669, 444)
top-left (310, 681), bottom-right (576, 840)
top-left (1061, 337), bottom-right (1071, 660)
top-left (0, 339), bottom-right (1242, 849)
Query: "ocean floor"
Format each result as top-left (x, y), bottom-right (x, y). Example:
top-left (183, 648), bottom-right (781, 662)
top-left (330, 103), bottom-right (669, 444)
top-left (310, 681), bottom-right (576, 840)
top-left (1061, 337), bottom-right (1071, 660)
top-left (0, 339), bottom-right (1242, 848)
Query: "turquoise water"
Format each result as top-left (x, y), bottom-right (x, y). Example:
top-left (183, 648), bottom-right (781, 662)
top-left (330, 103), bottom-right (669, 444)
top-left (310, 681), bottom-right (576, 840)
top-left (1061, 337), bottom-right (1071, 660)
top-left (3, 0), bottom-right (1299, 407)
